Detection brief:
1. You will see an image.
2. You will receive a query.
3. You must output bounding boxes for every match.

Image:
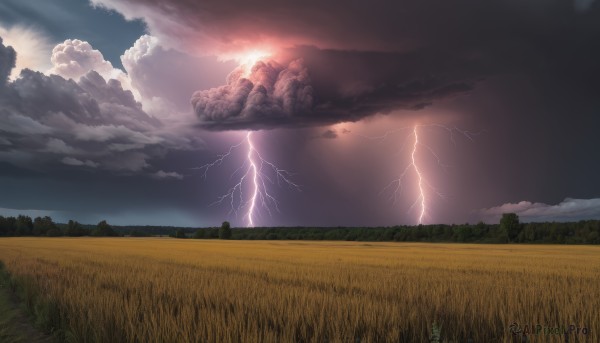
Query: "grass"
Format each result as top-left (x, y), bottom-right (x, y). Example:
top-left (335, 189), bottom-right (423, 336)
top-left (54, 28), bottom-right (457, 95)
top-left (0, 261), bottom-right (52, 343)
top-left (0, 277), bottom-right (25, 343)
top-left (0, 238), bottom-right (598, 342)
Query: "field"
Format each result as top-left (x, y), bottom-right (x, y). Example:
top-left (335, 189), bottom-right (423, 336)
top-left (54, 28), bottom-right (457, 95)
top-left (0, 238), bottom-right (598, 342)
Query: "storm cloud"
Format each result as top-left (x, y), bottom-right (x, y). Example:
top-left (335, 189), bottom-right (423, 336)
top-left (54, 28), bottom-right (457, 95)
top-left (2, 0), bottom-right (600, 226)
top-left (193, 48), bottom-right (480, 130)
top-left (0, 38), bottom-right (196, 174)
top-left (92, 0), bottom-right (595, 55)
top-left (0, 37), bottom-right (15, 85)
top-left (93, 0), bottom-right (600, 130)
top-left (192, 59), bottom-right (315, 130)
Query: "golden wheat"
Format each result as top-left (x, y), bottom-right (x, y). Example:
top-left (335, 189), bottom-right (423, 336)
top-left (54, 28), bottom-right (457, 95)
top-left (0, 238), bottom-right (598, 342)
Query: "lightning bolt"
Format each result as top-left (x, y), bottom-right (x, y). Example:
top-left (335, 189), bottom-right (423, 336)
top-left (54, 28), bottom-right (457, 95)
top-left (411, 127), bottom-right (426, 224)
top-left (246, 132), bottom-right (259, 227)
top-left (196, 131), bottom-right (299, 227)
top-left (368, 124), bottom-right (480, 225)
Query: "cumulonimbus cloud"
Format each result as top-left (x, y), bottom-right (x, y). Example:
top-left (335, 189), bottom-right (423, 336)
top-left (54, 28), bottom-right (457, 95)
top-left (479, 198), bottom-right (600, 223)
top-left (192, 48), bottom-right (476, 130)
top-left (91, 0), bottom-right (568, 55)
top-left (0, 37), bottom-right (198, 175)
top-left (121, 35), bottom-right (236, 113)
top-left (192, 59), bottom-right (315, 130)
top-left (92, 0), bottom-right (600, 131)
top-left (89, 0), bottom-right (498, 131)
top-left (49, 39), bottom-right (122, 81)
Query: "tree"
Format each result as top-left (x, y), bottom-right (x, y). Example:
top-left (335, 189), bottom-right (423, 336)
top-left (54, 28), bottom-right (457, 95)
top-left (472, 222), bottom-right (486, 240)
top-left (455, 225), bottom-right (473, 242)
top-left (93, 220), bottom-right (118, 237)
top-left (46, 228), bottom-right (62, 237)
top-left (587, 231), bottom-right (599, 244)
top-left (193, 229), bottom-right (206, 239)
top-left (500, 213), bottom-right (521, 242)
top-left (130, 229), bottom-right (150, 237)
top-left (33, 217), bottom-right (45, 236)
top-left (174, 229), bottom-right (187, 239)
top-left (219, 221), bottom-right (232, 239)
top-left (0, 216), bottom-right (7, 236)
top-left (15, 215), bottom-right (33, 236)
top-left (33, 216), bottom-right (58, 236)
top-left (2, 216), bottom-right (17, 236)
top-left (519, 224), bottom-right (537, 242)
top-left (66, 220), bottom-right (87, 237)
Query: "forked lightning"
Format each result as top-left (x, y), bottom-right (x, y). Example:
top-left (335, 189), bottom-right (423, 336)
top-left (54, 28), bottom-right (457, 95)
top-left (198, 131), bottom-right (299, 227)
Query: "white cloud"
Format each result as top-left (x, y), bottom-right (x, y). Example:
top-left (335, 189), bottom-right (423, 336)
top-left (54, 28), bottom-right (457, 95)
top-left (48, 39), bottom-right (128, 82)
top-left (479, 198), bottom-right (600, 223)
top-left (120, 34), bottom-right (236, 116)
top-left (121, 34), bottom-right (159, 68)
top-left (49, 39), bottom-right (114, 79)
top-left (48, 39), bottom-right (137, 97)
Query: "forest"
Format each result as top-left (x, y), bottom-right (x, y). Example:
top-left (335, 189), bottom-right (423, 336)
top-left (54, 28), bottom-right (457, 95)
top-left (0, 213), bottom-right (599, 244)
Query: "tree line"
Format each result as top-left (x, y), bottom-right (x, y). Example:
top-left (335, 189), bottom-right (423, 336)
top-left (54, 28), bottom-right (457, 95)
top-left (1, 214), bottom-right (599, 244)
top-left (0, 215), bottom-right (119, 237)
top-left (183, 215), bottom-right (600, 244)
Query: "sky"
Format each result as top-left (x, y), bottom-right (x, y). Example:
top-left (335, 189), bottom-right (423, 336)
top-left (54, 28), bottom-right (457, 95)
top-left (1, 0), bottom-right (600, 227)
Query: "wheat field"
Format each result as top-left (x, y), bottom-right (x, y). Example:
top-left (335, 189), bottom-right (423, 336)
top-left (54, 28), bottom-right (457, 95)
top-left (0, 238), bottom-right (597, 342)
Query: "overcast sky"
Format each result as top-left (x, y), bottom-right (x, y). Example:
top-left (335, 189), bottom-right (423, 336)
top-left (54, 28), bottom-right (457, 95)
top-left (1, 0), bottom-right (600, 227)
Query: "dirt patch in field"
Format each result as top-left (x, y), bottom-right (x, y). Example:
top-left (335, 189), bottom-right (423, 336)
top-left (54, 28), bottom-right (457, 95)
top-left (0, 274), bottom-right (54, 343)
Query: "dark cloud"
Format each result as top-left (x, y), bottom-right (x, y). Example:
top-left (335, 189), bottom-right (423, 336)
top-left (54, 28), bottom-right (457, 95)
top-left (193, 48), bottom-right (478, 130)
top-left (0, 38), bottom-right (194, 174)
top-left (1, 69), bottom-right (157, 172)
top-left (2, 1), bottom-right (600, 226)
top-left (91, 0), bottom-right (582, 54)
top-left (61, 156), bottom-right (99, 168)
top-left (320, 129), bottom-right (337, 139)
top-left (0, 37), bottom-right (15, 85)
top-left (314, 128), bottom-right (350, 140)
top-left (151, 170), bottom-right (183, 180)
top-left (575, 0), bottom-right (598, 12)
top-left (96, 0), bottom-right (600, 131)
top-left (192, 59), bottom-right (316, 130)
